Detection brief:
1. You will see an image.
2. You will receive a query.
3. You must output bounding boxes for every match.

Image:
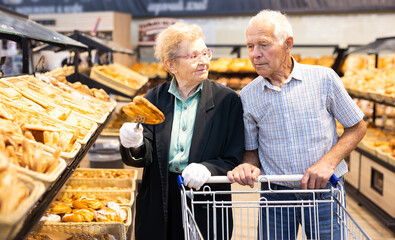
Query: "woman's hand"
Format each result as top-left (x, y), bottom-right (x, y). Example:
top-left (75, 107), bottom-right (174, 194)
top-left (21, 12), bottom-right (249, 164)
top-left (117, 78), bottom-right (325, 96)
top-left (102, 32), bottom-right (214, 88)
top-left (182, 163), bottom-right (211, 190)
top-left (119, 122), bottom-right (144, 148)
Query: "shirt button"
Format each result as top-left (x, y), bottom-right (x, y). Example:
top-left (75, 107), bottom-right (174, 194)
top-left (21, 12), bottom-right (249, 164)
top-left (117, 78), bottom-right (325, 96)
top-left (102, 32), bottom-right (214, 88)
top-left (175, 167), bottom-right (179, 172)
top-left (184, 106), bottom-right (187, 110)
top-left (180, 147), bottom-right (184, 152)
top-left (182, 127), bottom-right (186, 131)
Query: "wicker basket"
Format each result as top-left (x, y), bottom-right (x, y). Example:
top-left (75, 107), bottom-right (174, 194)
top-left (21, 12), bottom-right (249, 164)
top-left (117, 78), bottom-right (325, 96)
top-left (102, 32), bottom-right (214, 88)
top-left (71, 168), bottom-right (138, 181)
top-left (10, 156), bottom-right (67, 186)
top-left (0, 174), bottom-right (46, 240)
top-left (35, 221), bottom-right (127, 240)
top-left (65, 177), bottom-right (136, 191)
top-left (55, 190), bottom-right (135, 207)
top-left (40, 207), bottom-right (131, 237)
top-left (90, 63), bottom-right (149, 97)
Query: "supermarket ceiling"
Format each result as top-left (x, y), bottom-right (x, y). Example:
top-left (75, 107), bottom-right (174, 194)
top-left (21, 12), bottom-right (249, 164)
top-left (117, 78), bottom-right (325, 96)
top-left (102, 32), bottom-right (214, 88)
top-left (1, 0), bottom-right (395, 17)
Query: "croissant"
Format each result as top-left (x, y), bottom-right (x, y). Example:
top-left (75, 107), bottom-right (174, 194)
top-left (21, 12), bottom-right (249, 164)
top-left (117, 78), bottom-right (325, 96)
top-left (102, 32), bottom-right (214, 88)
top-left (122, 96), bottom-right (165, 125)
top-left (62, 208), bottom-right (95, 222)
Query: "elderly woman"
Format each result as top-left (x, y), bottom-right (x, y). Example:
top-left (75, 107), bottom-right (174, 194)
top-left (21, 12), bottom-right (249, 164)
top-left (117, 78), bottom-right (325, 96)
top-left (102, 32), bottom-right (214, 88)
top-left (119, 22), bottom-right (244, 240)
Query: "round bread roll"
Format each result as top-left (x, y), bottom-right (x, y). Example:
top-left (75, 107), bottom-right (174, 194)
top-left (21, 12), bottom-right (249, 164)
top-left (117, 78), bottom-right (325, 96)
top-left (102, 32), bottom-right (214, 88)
top-left (123, 96), bottom-right (165, 125)
top-left (227, 78), bottom-right (241, 89)
top-left (240, 77), bottom-right (253, 88)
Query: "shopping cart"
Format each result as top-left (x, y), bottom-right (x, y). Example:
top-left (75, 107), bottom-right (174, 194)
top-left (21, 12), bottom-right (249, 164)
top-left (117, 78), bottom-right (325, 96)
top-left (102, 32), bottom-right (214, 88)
top-left (177, 175), bottom-right (371, 240)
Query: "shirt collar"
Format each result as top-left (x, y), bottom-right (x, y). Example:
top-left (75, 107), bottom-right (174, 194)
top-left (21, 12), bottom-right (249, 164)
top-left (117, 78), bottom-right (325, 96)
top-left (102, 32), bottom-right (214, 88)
top-left (259, 57), bottom-right (303, 90)
top-left (168, 77), bottom-right (203, 101)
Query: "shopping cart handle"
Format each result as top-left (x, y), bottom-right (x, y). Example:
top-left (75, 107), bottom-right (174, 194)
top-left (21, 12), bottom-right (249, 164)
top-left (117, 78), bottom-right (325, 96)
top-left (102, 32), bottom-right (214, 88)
top-left (329, 174), bottom-right (339, 186)
top-left (177, 175), bottom-right (184, 189)
top-left (177, 174), bottom-right (339, 187)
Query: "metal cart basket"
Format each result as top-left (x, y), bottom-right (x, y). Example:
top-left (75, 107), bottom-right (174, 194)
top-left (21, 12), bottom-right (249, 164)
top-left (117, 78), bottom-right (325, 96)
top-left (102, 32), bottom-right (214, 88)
top-left (177, 175), bottom-right (371, 240)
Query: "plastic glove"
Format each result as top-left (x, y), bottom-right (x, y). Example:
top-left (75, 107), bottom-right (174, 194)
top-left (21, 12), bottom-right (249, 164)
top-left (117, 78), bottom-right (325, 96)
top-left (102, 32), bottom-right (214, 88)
top-left (119, 122), bottom-right (144, 148)
top-left (182, 163), bottom-right (211, 190)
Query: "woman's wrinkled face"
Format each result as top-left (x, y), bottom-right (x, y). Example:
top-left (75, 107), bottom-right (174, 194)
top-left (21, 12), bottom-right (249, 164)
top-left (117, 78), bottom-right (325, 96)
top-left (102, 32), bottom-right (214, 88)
top-left (170, 38), bottom-right (211, 86)
top-left (246, 21), bottom-right (289, 79)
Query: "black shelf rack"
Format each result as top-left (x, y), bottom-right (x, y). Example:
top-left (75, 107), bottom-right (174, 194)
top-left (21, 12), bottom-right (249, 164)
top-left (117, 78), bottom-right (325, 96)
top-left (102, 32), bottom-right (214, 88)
top-left (0, 6), bottom-right (87, 75)
top-left (62, 30), bottom-right (139, 99)
top-left (10, 110), bottom-right (114, 240)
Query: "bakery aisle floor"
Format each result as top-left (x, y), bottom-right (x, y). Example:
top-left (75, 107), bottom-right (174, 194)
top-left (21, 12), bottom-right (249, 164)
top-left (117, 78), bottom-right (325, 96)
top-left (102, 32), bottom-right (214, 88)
top-left (79, 156), bottom-right (394, 240)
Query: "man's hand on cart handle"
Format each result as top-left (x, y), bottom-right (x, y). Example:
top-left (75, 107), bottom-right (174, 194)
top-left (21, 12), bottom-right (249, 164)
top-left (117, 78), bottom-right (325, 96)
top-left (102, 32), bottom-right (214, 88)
top-left (227, 163), bottom-right (261, 188)
top-left (301, 159), bottom-right (338, 189)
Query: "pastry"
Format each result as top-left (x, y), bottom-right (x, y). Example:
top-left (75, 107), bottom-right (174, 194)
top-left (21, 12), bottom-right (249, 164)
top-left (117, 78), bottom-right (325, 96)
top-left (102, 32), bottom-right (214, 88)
top-left (40, 212), bottom-right (61, 222)
top-left (0, 152), bottom-right (8, 172)
top-left (100, 234), bottom-right (117, 240)
top-left (47, 201), bottom-right (72, 215)
top-left (94, 207), bottom-right (124, 223)
top-left (66, 233), bottom-right (96, 240)
top-left (27, 233), bottom-right (53, 240)
top-left (73, 197), bottom-right (104, 210)
top-left (122, 96), bottom-right (165, 124)
top-left (62, 208), bottom-right (95, 222)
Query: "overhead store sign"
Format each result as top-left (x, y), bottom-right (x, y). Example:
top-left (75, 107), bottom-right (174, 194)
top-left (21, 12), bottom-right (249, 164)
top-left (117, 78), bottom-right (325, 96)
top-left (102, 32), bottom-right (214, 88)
top-left (138, 18), bottom-right (179, 45)
top-left (1, 0), bottom-right (395, 17)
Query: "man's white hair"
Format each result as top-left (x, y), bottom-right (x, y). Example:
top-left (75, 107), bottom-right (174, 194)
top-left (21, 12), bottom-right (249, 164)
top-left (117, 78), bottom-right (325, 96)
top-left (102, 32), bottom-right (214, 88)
top-left (249, 9), bottom-right (293, 44)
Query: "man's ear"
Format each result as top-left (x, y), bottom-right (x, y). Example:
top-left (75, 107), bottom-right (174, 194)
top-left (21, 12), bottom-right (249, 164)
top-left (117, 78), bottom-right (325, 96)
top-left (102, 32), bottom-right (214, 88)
top-left (285, 36), bottom-right (294, 52)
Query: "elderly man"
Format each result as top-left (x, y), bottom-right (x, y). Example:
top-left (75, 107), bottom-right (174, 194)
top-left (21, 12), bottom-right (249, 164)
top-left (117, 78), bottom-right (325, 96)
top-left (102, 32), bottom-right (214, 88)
top-left (228, 10), bottom-right (366, 239)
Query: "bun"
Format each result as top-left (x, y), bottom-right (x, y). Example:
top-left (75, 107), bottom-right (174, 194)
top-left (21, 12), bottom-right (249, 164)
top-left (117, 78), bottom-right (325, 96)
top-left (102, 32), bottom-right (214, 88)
top-left (27, 233), bottom-right (53, 240)
top-left (122, 96), bottom-right (165, 124)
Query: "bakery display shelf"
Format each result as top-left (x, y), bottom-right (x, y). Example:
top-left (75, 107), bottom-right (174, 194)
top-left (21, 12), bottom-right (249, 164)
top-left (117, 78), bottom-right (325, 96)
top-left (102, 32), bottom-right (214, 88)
top-left (345, 182), bottom-right (395, 232)
top-left (209, 71), bottom-right (258, 79)
top-left (136, 43), bottom-right (345, 74)
top-left (348, 90), bottom-right (395, 108)
top-left (66, 70), bottom-right (147, 99)
top-left (345, 147), bottom-right (395, 232)
top-left (0, 7), bottom-right (87, 74)
top-left (11, 108), bottom-right (114, 240)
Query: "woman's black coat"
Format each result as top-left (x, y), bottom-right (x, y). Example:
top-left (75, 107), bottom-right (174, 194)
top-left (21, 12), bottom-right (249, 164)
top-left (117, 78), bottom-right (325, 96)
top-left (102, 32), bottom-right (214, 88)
top-left (120, 79), bottom-right (244, 239)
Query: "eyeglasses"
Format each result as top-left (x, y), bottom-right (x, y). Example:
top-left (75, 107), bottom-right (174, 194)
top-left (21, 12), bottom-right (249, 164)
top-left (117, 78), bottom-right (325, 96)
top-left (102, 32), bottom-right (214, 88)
top-left (174, 48), bottom-right (213, 62)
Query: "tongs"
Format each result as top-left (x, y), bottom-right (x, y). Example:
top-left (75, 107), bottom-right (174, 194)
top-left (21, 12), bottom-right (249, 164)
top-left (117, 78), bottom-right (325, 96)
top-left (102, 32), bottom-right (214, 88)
top-left (134, 114), bottom-right (146, 130)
